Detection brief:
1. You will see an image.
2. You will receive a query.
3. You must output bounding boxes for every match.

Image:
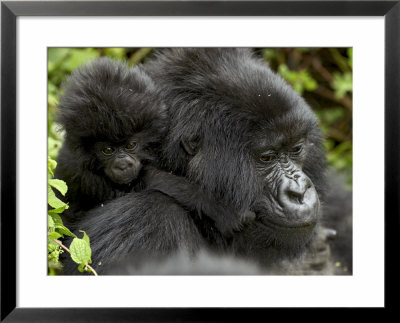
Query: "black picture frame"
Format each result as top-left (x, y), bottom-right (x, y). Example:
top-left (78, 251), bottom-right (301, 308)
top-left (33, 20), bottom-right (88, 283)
top-left (1, 1), bottom-right (399, 321)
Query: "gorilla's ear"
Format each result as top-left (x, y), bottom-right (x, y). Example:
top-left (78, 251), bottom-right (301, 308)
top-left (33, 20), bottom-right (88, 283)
top-left (181, 136), bottom-right (200, 156)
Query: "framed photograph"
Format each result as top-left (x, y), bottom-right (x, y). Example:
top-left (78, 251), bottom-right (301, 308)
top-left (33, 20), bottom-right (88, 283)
top-left (1, 1), bottom-right (398, 320)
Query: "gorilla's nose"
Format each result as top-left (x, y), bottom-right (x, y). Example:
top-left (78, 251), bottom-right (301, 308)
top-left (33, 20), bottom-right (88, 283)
top-left (278, 173), bottom-right (319, 225)
top-left (113, 157), bottom-right (133, 171)
top-left (282, 174), bottom-right (311, 205)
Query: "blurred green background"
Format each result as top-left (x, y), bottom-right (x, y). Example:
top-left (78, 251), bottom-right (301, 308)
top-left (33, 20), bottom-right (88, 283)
top-left (48, 48), bottom-right (352, 186)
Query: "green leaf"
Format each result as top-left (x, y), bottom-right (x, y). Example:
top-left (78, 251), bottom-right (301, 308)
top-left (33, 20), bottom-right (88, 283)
top-left (56, 225), bottom-right (76, 238)
top-left (69, 237), bottom-right (92, 265)
top-left (48, 205), bottom-right (68, 214)
top-left (48, 156), bottom-right (57, 178)
top-left (49, 212), bottom-right (63, 225)
top-left (48, 214), bottom-right (55, 231)
top-left (80, 230), bottom-right (90, 246)
top-left (48, 214), bottom-right (76, 237)
top-left (48, 185), bottom-right (69, 210)
top-left (48, 231), bottom-right (62, 240)
top-left (49, 178), bottom-right (68, 196)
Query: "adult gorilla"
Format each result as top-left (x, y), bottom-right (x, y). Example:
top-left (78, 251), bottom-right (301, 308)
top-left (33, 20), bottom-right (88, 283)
top-left (63, 48), bottom-right (328, 274)
top-left (146, 48), bottom-right (326, 266)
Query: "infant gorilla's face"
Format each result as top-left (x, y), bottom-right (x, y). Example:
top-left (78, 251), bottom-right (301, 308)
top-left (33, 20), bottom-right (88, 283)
top-left (94, 138), bottom-right (142, 185)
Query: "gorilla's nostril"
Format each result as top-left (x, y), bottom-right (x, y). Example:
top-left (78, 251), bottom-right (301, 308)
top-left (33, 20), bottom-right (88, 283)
top-left (287, 191), bottom-right (304, 204)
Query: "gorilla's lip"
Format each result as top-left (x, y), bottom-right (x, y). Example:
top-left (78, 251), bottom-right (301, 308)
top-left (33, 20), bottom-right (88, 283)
top-left (256, 212), bottom-right (316, 231)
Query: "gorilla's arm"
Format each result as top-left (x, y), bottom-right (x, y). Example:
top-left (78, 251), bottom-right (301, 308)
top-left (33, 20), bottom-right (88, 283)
top-left (143, 166), bottom-right (255, 236)
top-left (61, 191), bottom-right (203, 274)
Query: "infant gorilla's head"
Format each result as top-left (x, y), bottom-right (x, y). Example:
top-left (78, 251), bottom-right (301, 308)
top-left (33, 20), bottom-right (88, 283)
top-left (92, 137), bottom-right (141, 185)
top-left (57, 57), bottom-right (166, 185)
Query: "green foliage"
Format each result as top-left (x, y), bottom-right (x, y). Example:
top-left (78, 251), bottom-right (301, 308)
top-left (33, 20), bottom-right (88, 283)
top-left (278, 64), bottom-right (318, 94)
top-left (332, 72), bottom-right (352, 99)
top-left (47, 156), bottom-right (96, 275)
top-left (48, 156), bottom-right (69, 274)
top-left (48, 158), bottom-right (69, 214)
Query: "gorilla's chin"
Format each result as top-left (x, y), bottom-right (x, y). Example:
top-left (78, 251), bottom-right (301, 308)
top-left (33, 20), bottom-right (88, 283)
top-left (255, 210), bottom-right (317, 250)
top-left (265, 223), bottom-right (316, 252)
top-left (110, 171), bottom-right (138, 185)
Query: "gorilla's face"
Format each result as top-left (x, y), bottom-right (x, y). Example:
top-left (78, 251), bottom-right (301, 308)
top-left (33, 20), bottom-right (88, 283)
top-left (249, 117), bottom-right (321, 247)
top-left (181, 107), bottom-right (321, 249)
top-left (94, 138), bottom-right (142, 185)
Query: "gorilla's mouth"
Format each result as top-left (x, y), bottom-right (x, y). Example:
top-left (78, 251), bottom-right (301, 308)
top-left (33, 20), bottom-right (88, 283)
top-left (110, 169), bottom-right (139, 185)
top-left (259, 215), bottom-right (317, 231)
top-left (253, 206), bottom-right (317, 235)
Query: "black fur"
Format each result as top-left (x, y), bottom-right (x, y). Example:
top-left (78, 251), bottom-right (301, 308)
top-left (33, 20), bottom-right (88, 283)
top-left (147, 48), bottom-right (327, 265)
top-left (56, 57), bottom-right (255, 274)
top-left (61, 49), bottom-right (339, 274)
top-left (55, 57), bottom-right (166, 223)
top-left (56, 57), bottom-right (246, 233)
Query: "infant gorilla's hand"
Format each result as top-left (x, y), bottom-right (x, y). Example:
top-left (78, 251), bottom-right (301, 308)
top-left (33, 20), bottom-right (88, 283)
top-left (242, 210), bottom-right (256, 223)
top-left (212, 207), bottom-right (256, 237)
top-left (143, 167), bottom-right (257, 238)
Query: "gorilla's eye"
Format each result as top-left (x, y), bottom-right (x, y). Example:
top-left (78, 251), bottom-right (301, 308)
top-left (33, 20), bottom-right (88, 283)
top-left (102, 147), bottom-right (115, 155)
top-left (289, 145), bottom-right (303, 154)
top-left (260, 154), bottom-right (275, 162)
top-left (125, 142), bottom-right (137, 150)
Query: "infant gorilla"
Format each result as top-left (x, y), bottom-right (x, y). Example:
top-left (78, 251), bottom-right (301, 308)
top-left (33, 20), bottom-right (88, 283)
top-left (55, 57), bottom-right (253, 235)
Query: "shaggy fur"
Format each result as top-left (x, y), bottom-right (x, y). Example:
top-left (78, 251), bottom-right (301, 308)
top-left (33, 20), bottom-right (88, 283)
top-left (56, 57), bottom-right (253, 274)
top-left (62, 49), bottom-right (336, 274)
top-left (55, 57), bottom-right (167, 223)
top-left (146, 48), bottom-right (327, 265)
top-left (56, 57), bottom-right (244, 231)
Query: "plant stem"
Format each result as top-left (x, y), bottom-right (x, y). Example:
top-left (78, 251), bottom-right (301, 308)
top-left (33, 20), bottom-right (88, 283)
top-left (53, 239), bottom-right (98, 276)
top-left (53, 238), bottom-right (70, 252)
top-left (85, 263), bottom-right (98, 276)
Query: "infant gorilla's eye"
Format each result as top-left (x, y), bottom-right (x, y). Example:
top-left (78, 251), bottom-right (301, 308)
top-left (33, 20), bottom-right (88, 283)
top-left (260, 154), bottom-right (275, 162)
top-left (289, 145), bottom-right (303, 154)
top-left (102, 147), bottom-right (115, 155)
top-left (125, 142), bottom-right (137, 150)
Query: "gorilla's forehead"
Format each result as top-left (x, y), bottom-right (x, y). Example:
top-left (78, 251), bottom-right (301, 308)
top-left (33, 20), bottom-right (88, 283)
top-left (251, 125), bottom-right (309, 150)
top-left (245, 106), bottom-right (315, 144)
